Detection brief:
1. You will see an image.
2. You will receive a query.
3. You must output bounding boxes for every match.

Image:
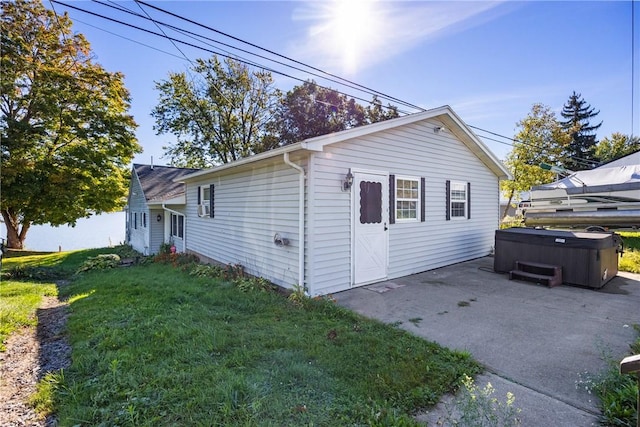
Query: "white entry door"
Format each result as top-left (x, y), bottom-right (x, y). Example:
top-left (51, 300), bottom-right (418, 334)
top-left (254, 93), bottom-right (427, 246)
top-left (353, 171), bottom-right (388, 285)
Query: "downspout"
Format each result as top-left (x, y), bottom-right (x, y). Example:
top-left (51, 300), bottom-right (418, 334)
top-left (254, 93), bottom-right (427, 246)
top-left (162, 203), bottom-right (186, 253)
top-left (283, 152), bottom-right (306, 291)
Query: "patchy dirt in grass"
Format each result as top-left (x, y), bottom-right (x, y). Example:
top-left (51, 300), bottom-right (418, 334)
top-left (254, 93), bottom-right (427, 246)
top-left (0, 287), bottom-right (71, 427)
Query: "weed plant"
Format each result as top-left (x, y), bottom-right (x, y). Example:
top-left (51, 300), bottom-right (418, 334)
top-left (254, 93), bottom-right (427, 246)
top-left (437, 375), bottom-right (521, 426)
top-left (41, 260), bottom-right (480, 425)
top-left (576, 326), bottom-right (640, 426)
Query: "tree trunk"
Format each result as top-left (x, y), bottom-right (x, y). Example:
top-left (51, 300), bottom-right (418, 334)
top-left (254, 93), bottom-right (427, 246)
top-left (1, 209), bottom-right (30, 250)
top-left (501, 189), bottom-right (515, 221)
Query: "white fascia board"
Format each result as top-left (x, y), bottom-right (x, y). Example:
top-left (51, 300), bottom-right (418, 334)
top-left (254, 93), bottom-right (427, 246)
top-left (177, 142), bottom-right (309, 183)
top-left (301, 105), bottom-right (452, 151)
top-left (148, 195), bottom-right (185, 206)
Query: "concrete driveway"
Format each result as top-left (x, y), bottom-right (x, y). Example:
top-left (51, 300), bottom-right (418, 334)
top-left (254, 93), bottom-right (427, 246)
top-left (334, 257), bottom-right (640, 426)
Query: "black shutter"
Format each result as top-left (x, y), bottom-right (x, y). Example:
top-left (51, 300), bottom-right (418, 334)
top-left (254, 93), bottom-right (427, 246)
top-left (197, 186), bottom-right (201, 205)
top-left (421, 177), bottom-right (426, 222)
top-left (467, 182), bottom-right (471, 219)
top-left (445, 180), bottom-right (451, 221)
top-left (389, 174), bottom-right (395, 224)
top-left (209, 184), bottom-right (215, 218)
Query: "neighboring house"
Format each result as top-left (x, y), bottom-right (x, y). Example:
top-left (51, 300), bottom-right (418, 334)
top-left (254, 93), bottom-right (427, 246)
top-left (179, 105), bottom-right (511, 295)
top-left (126, 164), bottom-right (199, 255)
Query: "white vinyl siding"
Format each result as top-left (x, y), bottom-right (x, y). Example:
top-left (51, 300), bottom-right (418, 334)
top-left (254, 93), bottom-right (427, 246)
top-left (186, 160), bottom-right (304, 289)
top-left (148, 208), bottom-right (165, 254)
top-left (126, 174), bottom-right (149, 255)
top-left (307, 118), bottom-right (499, 295)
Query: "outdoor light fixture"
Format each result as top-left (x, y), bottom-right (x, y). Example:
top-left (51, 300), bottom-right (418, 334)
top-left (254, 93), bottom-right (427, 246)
top-left (343, 170), bottom-right (354, 190)
top-left (434, 126), bottom-right (444, 133)
top-left (156, 214), bottom-right (162, 222)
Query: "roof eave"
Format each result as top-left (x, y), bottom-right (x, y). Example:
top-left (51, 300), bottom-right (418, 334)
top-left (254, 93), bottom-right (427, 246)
top-left (178, 142), bottom-right (310, 182)
top-left (177, 105), bottom-right (512, 182)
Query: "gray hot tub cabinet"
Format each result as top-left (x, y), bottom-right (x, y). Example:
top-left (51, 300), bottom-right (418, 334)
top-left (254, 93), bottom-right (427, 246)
top-left (494, 228), bottom-right (622, 288)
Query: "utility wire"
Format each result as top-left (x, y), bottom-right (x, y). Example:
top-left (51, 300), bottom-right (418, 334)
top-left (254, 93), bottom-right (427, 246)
top-left (134, 0), bottom-right (426, 112)
top-left (53, 0), bottom-right (604, 169)
top-left (95, 0), bottom-right (416, 113)
top-left (53, 0), bottom-right (413, 115)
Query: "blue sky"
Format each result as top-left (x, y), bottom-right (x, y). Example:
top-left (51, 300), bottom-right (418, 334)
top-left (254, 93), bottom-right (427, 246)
top-left (49, 0), bottom-right (639, 164)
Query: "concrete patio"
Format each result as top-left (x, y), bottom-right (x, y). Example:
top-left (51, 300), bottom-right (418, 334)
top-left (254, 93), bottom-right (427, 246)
top-left (334, 256), bottom-right (640, 426)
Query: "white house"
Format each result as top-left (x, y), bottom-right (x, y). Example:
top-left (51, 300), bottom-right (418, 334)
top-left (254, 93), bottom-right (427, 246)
top-left (126, 164), bottom-right (199, 255)
top-left (179, 105), bottom-right (511, 295)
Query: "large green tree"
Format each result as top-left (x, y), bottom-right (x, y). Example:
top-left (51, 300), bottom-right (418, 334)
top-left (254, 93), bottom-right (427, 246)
top-left (560, 91), bottom-right (601, 170)
top-left (594, 133), bottom-right (640, 164)
top-left (1, 0), bottom-right (140, 249)
top-left (501, 104), bottom-right (569, 219)
top-left (152, 56), bottom-right (280, 167)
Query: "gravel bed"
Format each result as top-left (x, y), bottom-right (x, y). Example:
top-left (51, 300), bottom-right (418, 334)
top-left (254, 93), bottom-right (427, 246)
top-left (0, 290), bottom-right (71, 427)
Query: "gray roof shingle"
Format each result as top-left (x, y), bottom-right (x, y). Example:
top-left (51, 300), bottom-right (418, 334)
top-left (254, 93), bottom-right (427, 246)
top-left (133, 164), bottom-right (200, 202)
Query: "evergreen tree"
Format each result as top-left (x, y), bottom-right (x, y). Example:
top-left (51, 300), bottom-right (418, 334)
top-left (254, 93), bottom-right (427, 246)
top-left (560, 91), bottom-right (601, 170)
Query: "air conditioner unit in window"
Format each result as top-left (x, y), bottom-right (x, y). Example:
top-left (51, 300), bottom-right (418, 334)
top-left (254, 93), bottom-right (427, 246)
top-left (197, 204), bottom-right (210, 217)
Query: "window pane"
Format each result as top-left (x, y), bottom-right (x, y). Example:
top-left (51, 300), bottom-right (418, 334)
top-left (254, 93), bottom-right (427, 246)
top-left (396, 178), bottom-right (419, 221)
top-left (451, 202), bottom-right (466, 217)
top-left (396, 200), bottom-right (417, 219)
top-left (178, 216), bottom-right (184, 238)
top-left (360, 181), bottom-right (382, 224)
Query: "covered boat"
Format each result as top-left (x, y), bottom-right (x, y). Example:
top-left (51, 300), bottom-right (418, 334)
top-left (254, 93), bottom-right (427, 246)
top-left (523, 151), bottom-right (640, 229)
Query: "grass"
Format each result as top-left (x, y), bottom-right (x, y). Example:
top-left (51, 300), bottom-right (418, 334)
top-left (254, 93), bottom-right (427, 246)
top-left (0, 280), bottom-right (57, 351)
top-left (0, 248), bottom-right (127, 351)
top-left (619, 232), bottom-right (640, 273)
top-left (5, 249), bottom-right (481, 426)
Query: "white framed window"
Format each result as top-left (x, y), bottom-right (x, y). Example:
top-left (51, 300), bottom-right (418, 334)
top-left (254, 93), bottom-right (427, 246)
top-left (198, 185), bottom-right (213, 218)
top-left (395, 177), bottom-right (420, 221)
top-left (171, 213), bottom-right (184, 239)
top-left (450, 181), bottom-right (467, 219)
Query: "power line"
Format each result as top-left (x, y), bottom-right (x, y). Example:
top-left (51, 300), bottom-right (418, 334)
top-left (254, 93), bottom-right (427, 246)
top-left (52, 0), bottom-right (604, 169)
top-left (94, 0), bottom-right (417, 113)
top-left (52, 0), bottom-right (414, 115)
top-left (134, 0), bottom-right (425, 112)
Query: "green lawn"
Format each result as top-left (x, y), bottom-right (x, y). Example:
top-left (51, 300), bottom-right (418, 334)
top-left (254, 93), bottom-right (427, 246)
top-left (0, 248), bottom-right (112, 351)
top-left (0, 280), bottom-right (57, 351)
top-left (3, 249), bottom-right (481, 426)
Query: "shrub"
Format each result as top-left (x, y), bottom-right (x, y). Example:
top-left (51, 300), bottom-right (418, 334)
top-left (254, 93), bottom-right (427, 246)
top-left (619, 249), bottom-right (640, 274)
top-left (76, 254), bottom-right (121, 273)
top-left (2, 265), bottom-right (65, 281)
top-left (153, 252), bottom-right (199, 269)
top-left (189, 264), bottom-right (225, 278)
